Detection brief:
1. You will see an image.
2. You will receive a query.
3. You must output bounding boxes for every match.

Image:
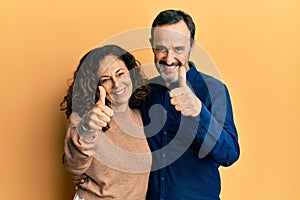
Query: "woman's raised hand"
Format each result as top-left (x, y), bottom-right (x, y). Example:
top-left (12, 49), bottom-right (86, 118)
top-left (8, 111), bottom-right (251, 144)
top-left (82, 86), bottom-right (114, 131)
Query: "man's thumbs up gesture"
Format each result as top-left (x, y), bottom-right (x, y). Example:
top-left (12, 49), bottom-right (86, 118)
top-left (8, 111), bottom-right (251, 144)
top-left (81, 86), bottom-right (114, 131)
top-left (169, 66), bottom-right (202, 117)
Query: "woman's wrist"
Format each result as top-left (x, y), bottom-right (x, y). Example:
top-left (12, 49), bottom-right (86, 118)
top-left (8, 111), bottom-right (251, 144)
top-left (81, 113), bottom-right (93, 132)
top-left (77, 113), bottom-right (97, 144)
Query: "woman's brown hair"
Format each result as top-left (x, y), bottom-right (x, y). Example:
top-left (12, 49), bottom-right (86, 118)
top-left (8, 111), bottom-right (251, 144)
top-left (60, 44), bottom-right (149, 118)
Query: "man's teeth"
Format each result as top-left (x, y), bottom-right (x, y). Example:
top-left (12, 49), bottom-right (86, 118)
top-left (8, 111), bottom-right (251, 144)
top-left (166, 65), bottom-right (176, 69)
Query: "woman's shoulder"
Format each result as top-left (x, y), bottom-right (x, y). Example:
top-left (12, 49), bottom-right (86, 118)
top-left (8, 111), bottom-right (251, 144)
top-left (128, 108), bottom-right (143, 126)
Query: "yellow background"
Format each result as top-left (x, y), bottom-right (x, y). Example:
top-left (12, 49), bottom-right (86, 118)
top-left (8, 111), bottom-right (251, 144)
top-left (1, 0), bottom-right (300, 199)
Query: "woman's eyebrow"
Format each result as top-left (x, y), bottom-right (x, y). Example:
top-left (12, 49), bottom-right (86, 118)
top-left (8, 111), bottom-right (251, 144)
top-left (99, 67), bottom-right (125, 79)
top-left (100, 75), bottom-right (111, 78)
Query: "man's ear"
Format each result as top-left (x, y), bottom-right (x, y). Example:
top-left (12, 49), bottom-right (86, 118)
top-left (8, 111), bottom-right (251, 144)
top-left (149, 38), bottom-right (155, 52)
top-left (190, 40), bottom-right (196, 56)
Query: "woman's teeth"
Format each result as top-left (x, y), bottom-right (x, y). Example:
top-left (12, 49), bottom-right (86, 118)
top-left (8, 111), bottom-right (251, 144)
top-left (114, 88), bottom-right (125, 95)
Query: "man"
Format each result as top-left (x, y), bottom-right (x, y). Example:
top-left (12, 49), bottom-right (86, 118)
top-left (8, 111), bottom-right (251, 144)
top-left (141, 9), bottom-right (240, 200)
top-left (73, 9), bottom-right (240, 200)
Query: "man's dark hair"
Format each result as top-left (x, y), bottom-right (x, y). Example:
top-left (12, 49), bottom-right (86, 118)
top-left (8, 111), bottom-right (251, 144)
top-left (151, 9), bottom-right (195, 46)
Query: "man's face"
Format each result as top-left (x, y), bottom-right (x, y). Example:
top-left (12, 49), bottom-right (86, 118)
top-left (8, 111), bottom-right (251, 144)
top-left (151, 20), bottom-right (193, 85)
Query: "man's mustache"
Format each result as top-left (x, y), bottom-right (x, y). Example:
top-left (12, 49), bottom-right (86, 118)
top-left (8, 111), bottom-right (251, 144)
top-left (159, 60), bottom-right (182, 67)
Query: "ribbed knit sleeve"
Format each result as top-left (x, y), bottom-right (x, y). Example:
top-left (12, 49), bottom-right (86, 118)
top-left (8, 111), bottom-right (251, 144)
top-left (63, 113), bottom-right (95, 175)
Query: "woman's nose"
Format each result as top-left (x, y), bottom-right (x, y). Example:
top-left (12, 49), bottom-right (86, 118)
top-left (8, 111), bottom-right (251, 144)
top-left (112, 77), bottom-right (121, 88)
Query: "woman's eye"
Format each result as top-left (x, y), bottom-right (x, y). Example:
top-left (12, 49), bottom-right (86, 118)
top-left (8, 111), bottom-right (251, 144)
top-left (100, 78), bottom-right (111, 85)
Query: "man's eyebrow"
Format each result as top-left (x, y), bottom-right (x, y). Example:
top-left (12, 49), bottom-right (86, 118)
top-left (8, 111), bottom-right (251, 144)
top-left (155, 45), bottom-right (167, 49)
top-left (174, 45), bottom-right (185, 49)
top-left (115, 69), bottom-right (122, 73)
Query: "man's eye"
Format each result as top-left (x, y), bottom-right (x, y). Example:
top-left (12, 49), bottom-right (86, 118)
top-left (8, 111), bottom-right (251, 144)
top-left (155, 46), bottom-right (167, 52)
top-left (117, 72), bottom-right (125, 77)
top-left (175, 47), bottom-right (184, 52)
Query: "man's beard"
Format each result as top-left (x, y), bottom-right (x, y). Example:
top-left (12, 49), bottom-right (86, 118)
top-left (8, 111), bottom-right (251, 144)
top-left (157, 60), bottom-right (182, 83)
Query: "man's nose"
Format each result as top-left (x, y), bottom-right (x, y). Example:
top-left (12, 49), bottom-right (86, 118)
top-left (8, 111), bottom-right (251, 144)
top-left (165, 50), bottom-right (176, 65)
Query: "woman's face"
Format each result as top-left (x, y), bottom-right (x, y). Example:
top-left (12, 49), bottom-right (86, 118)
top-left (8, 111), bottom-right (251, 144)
top-left (97, 55), bottom-right (133, 109)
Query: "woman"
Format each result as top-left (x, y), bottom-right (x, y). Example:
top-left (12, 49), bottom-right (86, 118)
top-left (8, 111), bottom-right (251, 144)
top-left (60, 45), bottom-right (151, 200)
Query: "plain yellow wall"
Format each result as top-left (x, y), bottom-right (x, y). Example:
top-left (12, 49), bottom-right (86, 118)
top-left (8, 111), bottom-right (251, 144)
top-left (1, 0), bottom-right (300, 199)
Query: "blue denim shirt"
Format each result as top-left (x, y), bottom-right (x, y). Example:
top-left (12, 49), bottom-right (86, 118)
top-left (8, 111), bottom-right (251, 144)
top-left (141, 62), bottom-right (240, 200)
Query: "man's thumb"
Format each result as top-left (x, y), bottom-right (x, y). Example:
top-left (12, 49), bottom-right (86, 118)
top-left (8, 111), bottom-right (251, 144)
top-left (178, 66), bottom-right (187, 87)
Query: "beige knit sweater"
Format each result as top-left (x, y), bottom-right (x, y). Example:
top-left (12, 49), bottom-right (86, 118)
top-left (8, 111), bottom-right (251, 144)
top-left (64, 109), bottom-right (151, 200)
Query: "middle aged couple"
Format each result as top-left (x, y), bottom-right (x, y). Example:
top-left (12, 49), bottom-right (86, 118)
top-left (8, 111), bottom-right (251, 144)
top-left (61, 9), bottom-right (240, 200)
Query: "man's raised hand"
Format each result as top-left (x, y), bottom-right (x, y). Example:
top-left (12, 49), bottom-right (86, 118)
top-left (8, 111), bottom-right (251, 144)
top-left (169, 66), bottom-right (202, 117)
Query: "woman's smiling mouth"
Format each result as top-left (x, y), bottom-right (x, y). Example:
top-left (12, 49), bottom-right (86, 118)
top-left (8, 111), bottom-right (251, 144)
top-left (113, 88), bottom-right (126, 95)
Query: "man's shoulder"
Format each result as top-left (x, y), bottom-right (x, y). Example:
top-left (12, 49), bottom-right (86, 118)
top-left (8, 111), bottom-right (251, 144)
top-left (147, 76), bottom-right (166, 92)
top-left (148, 76), bottom-right (164, 85)
top-left (191, 68), bottom-right (224, 89)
